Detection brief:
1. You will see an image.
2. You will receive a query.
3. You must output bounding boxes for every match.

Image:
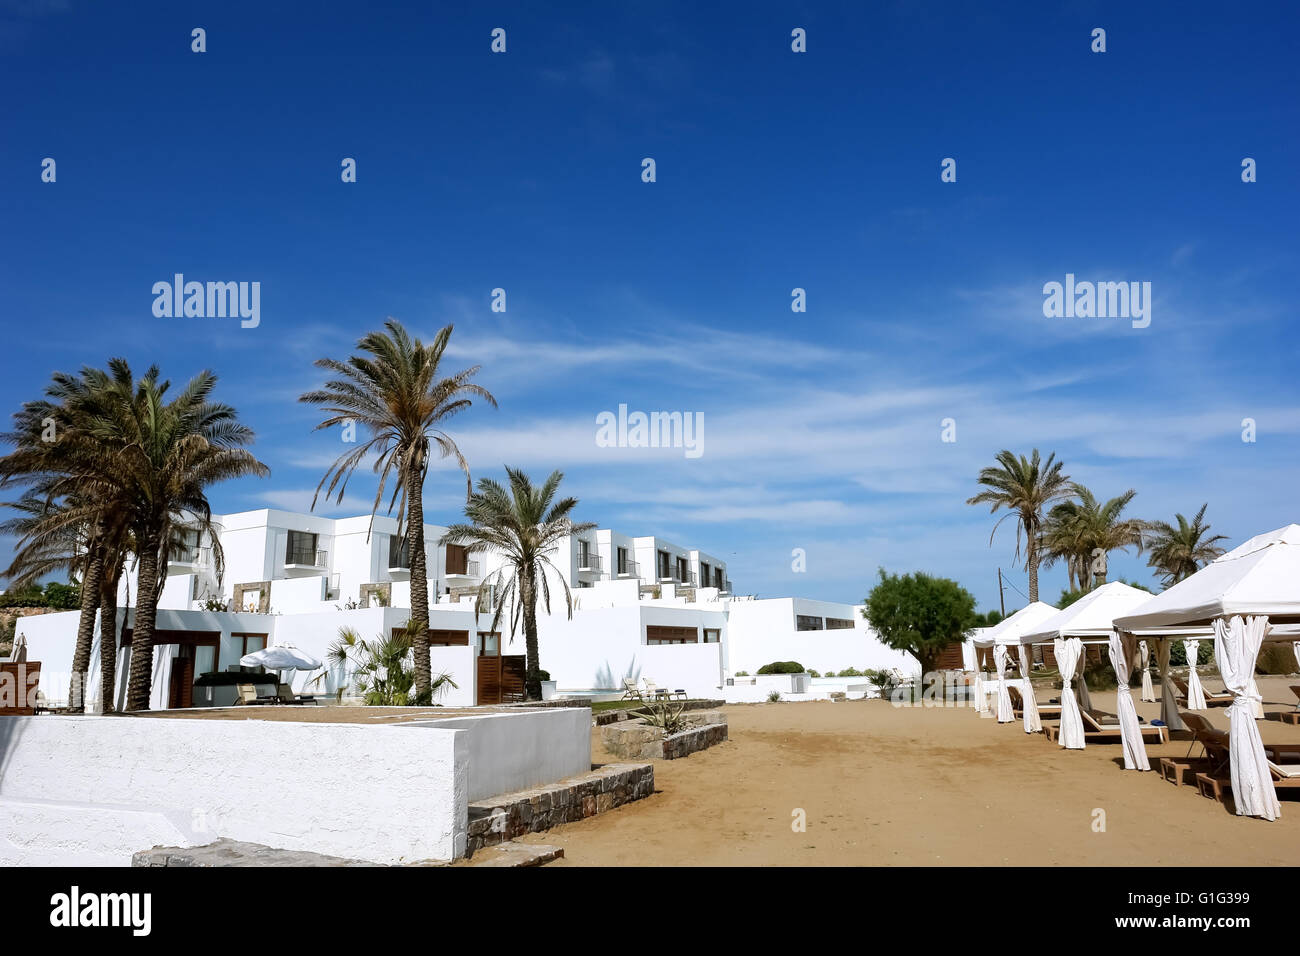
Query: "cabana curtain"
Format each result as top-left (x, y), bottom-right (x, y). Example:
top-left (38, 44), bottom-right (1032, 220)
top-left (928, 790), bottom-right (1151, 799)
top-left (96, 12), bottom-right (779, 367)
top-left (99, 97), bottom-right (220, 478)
top-left (1138, 640), bottom-right (1156, 702)
top-left (1183, 639), bottom-right (1207, 710)
top-left (973, 668), bottom-right (987, 714)
top-left (1108, 631), bottom-right (1150, 770)
top-left (993, 644), bottom-right (1014, 723)
top-left (1153, 638), bottom-right (1185, 732)
top-left (1017, 644), bottom-right (1041, 733)
top-left (1054, 637), bottom-right (1086, 749)
top-left (1212, 615), bottom-right (1279, 820)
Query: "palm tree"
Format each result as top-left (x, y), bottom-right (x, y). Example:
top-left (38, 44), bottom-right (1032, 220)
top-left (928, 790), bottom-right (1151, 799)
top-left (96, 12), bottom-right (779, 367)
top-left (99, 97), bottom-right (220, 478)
top-left (441, 468), bottom-right (595, 700)
top-left (327, 625), bottom-right (458, 705)
top-left (1146, 504), bottom-right (1227, 588)
top-left (299, 321), bottom-right (496, 700)
top-left (1041, 485), bottom-right (1149, 588)
top-left (966, 449), bottom-right (1071, 602)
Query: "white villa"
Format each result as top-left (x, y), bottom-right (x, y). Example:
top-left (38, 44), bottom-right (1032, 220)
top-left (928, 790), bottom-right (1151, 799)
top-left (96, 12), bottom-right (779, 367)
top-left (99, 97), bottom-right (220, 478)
top-left (12, 508), bottom-right (916, 710)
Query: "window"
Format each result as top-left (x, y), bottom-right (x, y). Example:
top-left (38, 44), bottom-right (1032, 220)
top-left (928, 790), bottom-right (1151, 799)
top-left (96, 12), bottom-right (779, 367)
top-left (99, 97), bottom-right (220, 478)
top-left (703, 628), bottom-right (721, 643)
top-left (617, 547), bottom-right (628, 575)
top-left (796, 615), bottom-right (823, 631)
top-left (824, 617), bottom-right (855, 630)
top-left (700, 562), bottom-right (710, 585)
top-left (286, 531), bottom-right (317, 565)
top-left (657, 550), bottom-right (670, 579)
top-left (676, 556), bottom-right (689, 583)
top-left (388, 534), bottom-right (410, 569)
top-left (170, 528), bottom-right (200, 563)
top-left (714, 568), bottom-right (724, 589)
top-left (646, 625), bottom-right (698, 645)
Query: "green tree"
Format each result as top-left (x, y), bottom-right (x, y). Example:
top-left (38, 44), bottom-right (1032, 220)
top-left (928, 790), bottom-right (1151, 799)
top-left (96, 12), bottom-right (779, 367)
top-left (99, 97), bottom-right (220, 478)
top-left (966, 449), bottom-right (1071, 602)
top-left (1146, 504), bottom-right (1227, 589)
top-left (441, 468), bottom-right (594, 700)
top-left (300, 321), bottom-right (496, 699)
top-left (1040, 484), bottom-right (1148, 590)
top-left (862, 569), bottom-right (978, 677)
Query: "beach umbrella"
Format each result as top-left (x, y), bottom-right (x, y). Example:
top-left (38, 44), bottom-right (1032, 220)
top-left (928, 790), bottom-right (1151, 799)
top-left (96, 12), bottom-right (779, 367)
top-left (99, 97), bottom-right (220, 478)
top-left (240, 645), bottom-right (322, 671)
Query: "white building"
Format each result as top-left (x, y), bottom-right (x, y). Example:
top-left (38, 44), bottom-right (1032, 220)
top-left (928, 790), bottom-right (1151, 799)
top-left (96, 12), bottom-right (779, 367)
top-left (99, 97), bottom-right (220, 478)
top-left (12, 508), bottom-right (916, 710)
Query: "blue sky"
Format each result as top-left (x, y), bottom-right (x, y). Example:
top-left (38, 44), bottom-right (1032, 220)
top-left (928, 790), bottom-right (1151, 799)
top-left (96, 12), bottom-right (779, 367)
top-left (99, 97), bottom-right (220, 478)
top-left (2, 0), bottom-right (1297, 612)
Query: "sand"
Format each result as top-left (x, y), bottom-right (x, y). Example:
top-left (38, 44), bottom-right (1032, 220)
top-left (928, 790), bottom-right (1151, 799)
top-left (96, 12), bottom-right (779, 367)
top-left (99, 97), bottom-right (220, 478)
top-left (516, 676), bottom-right (1300, 866)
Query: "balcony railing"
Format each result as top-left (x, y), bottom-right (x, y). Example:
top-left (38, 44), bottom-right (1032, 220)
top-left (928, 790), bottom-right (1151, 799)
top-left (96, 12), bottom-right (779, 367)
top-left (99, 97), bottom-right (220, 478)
top-left (613, 558), bottom-right (639, 579)
top-left (669, 569), bottom-right (697, 586)
top-left (168, 545), bottom-right (208, 566)
top-left (446, 559), bottom-right (481, 578)
top-left (286, 548), bottom-right (328, 568)
top-left (577, 550), bottom-right (603, 573)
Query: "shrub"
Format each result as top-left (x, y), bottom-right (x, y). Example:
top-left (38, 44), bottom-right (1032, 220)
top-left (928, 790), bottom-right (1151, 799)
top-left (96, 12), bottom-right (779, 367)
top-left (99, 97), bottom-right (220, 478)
top-left (757, 661), bottom-right (805, 675)
top-left (766, 690), bottom-right (782, 702)
top-left (1257, 644), bottom-right (1298, 676)
top-left (531, 669), bottom-right (551, 682)
top-left (1169, 641), bottom-right (1214, 667)
top-left (734, 670), bottom-right (749, 677)
top-left (837, 666), bottom-right (864, 677)
top-left (807, 669), bottom-right (821, 678)
top-left (637, 699), bottom-right (688, 734)
top-left (865, 669), bottom-right (896, 697)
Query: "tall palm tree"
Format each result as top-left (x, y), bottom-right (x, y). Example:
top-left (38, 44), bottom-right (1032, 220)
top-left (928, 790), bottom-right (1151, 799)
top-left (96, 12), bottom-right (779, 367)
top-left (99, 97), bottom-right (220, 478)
top-left (441, 468), bottom-right (595, 700)
top-left (966, 449), bottom-right (1071, 602)
top-left (299, 321), bottom-right (496, 699)
top-left (1146, 504), bottom-right (1227, 589)
top-left (1041, 485), bottom-right (1149, 588)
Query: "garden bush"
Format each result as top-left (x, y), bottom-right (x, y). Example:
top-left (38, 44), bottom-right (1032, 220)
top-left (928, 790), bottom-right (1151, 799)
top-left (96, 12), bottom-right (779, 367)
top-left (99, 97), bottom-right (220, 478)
top-left (756, 661), bottom-right (805, 675)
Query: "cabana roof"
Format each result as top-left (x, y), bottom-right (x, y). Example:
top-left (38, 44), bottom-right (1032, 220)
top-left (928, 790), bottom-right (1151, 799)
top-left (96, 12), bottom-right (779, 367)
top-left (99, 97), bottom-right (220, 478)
top-left (970, 601), bottom-right (1059, 647)
top-left (1018, 581), bottom-right (1153, 644)
top-left (1113, 524), bottom-right (1300, 630)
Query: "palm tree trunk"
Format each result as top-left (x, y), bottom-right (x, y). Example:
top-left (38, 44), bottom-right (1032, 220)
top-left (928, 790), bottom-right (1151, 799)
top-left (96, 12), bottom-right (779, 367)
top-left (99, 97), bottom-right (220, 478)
top-left (406, 470), bottom-right (431, 700)
top-left (126, 529), bottom-right (161, 711)
top-left (1026, 538), bottom-right (1039, 603)
top-left (69, 542), bottom-right (105, 713)
top-left (98, 569), bottom-right (119, 714)
top-left (521, 564), bottom-right (541, 701)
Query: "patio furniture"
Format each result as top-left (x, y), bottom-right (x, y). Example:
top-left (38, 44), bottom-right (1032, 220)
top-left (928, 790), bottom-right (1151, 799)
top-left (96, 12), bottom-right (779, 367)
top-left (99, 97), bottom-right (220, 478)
top-left (1281, 686), bottom-right (1300, 725)
top-left (642, 680), bottom-right (670, 701)
top-left (234, 683), bottom-right (276, 705)
top-left (1160, 713), bottom-right (1229, 786)
top-left (1173, 677), bottom-right (1232, 707)
top-left (621, 678), bottom-right (644, 701)
top-left (1009, 686), bottom-right (1060, 720)
top-left (276, 683), bottom-right (315, 705)
top-left (1046, 707), bottom-right (1167, 744)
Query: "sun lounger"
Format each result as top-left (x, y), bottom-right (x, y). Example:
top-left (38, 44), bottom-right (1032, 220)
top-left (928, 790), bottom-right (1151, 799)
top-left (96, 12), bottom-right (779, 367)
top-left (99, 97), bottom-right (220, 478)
top-left (1197, 758), bottom-right (1300, 804)
top-left (1008, 686), bottom-right (1061, 720)
top-left (1173, 677), bottom-right (1232, 708)
top-left (1162, 713), bottom-right (1229, 786)
top-left (642, 680), bottom-right (670, 701)
top-left (1046, 707), bottom-right (1167, 744)
top-left (621, 678), bottom-right (645, 701)
top-left (1281, 686), bottom-right (1300, 725)
top-left (276, 682), bottom-right (315, 705)
top-left (235, 683), bottom-right (275, 705)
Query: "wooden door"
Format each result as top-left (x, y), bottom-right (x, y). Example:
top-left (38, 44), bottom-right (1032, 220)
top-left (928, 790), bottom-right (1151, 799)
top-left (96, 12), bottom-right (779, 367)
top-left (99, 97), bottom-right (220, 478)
top-left (476, 654), bottom-right (526, 704)
top-left (168, 651), bottom-right (196, 709)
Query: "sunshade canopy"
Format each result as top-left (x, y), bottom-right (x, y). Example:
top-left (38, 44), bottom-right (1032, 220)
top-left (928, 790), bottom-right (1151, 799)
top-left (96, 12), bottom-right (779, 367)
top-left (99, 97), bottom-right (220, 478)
top-left (1018, 581), bottom-right (1154, 644)
top-left (239, 645), bottom-right (322, 670)
top-left (1114, 524), bottom-right (1300, 631)
top-left (969, 602), bottom-right (1059, 647)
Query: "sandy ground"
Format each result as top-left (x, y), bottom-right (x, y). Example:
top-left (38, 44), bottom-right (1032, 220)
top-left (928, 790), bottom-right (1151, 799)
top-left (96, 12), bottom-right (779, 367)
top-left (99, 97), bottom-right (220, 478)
top-left (515, 676), bottom-right (1300, 866)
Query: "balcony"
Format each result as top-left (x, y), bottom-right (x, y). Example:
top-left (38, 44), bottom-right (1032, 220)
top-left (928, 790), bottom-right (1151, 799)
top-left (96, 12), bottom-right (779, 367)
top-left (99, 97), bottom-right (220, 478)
top-left (613, 558), bottom-right (640, 580)
top-left (661, 568), bottom-right (696, 587)
top-left (166, 545), bottom-right (209, 575)
top-left (284, 548), bottom-right (328, 575)
top-left (576, 548), bottom-right (603, 579)
top-left (445, 559), bottom-right (481, 584)
top-left (388, 539), bottom-right (412, 578)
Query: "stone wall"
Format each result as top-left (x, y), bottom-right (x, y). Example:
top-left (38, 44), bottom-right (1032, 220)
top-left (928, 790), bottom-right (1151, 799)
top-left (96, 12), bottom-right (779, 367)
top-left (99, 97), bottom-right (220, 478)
top-left (465, 763), bottom-right (654, 856)
top-left (600, 712), bottom-right (728, 760)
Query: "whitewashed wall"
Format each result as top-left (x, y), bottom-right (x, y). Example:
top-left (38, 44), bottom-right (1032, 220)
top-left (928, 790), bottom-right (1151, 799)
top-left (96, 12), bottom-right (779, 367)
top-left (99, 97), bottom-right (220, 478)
top-left (0, 715), bottom-right (468, 864)
top-left (724, 598), bottom-right (918, 676)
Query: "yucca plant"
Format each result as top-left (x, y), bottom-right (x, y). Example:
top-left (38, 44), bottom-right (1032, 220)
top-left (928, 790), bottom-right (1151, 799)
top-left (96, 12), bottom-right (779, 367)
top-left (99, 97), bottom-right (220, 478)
top-left (636, 698), bottom-right (689, 735)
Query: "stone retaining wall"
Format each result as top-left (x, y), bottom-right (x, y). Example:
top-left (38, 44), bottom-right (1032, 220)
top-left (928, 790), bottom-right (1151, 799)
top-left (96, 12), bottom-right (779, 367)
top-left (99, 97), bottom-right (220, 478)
top-left (600, 713), bottom-right (728, 760)
top-left (465, 762), bottom-right (653, 857)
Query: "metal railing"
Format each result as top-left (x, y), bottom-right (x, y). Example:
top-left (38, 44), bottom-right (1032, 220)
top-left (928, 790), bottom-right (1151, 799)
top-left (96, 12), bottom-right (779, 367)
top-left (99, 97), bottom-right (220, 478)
top-left (286, 547), bottom-right (328, 568)
top-left (168, 545), bottom-right (209, 565)
top-left (577, 549), bottom-right (603, 572)
top-left (613, 558), bottom-right (639, 578)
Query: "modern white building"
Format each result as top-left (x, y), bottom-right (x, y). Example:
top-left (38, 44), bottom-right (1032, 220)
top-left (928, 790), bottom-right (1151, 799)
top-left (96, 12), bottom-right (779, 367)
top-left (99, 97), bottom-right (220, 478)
top-left (12, 508), bottom-right (916, 710)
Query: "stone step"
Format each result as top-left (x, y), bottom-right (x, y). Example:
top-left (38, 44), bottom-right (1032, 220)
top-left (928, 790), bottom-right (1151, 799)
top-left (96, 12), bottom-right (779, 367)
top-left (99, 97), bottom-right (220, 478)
top-left (460, 843), bottom-right (564, 867)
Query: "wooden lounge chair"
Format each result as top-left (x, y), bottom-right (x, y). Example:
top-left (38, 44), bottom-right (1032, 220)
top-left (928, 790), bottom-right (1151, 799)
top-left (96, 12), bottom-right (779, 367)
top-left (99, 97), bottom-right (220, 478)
top-left (1197, 755), bottom-right (1300, 803)
top-left (276, 682), bottom-right (315, 705)
top-left (621, 677), bottom-right (644, 700)
top-left (1280, 686), bottom-right (1300, 725)
top-left (1008, 686), bottom-right (1061, 721)
top-left (234, 683), bottom-right (275, 706)
top-left (1046, 707), bottom-right (1168, 744)
top-left (1160, 713), bottom-right (1229, 786)
top-left (1173, 677), bottom-right (1232, 708)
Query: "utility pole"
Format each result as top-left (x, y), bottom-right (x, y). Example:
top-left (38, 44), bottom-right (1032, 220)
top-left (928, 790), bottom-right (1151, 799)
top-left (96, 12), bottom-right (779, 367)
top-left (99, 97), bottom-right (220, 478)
top-left (997, 567), bottom-right (1006, 618)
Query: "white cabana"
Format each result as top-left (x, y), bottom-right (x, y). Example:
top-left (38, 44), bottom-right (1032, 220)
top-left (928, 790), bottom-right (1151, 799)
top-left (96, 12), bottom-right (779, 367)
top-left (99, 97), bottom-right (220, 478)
top-left (1020, 582), bottom-right (1157, 757)
top-left (1115, 524), bottom-right (1300, 821)
top-left (978, 603), bottom-right (1058, 731)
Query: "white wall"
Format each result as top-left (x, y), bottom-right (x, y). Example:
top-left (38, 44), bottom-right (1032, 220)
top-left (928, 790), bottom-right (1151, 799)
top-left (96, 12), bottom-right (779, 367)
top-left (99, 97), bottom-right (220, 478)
top-left (406, 707), bottom-right (590, 801)
top-left (0, 715), bottom-right (468, 864)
